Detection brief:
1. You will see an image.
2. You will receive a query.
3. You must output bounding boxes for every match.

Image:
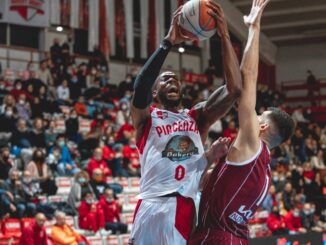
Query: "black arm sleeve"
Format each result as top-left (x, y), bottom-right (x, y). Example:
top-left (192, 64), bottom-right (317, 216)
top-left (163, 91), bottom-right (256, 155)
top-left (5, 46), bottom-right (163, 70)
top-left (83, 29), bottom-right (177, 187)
top-left (132, 39), bottom-right (173, 109)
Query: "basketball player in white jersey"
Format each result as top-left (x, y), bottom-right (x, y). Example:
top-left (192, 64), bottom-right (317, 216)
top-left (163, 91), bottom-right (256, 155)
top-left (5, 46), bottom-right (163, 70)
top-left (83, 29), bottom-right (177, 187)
top-left (128, 1), bottom-right (242, 244)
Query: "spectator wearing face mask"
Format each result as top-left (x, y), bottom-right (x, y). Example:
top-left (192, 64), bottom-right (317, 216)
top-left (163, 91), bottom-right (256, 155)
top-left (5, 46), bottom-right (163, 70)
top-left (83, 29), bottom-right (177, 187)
top-left (284, 206), bottom-right (307, 234)
top-left (26, 149), bottom-right (57, 195)
top-left (78, 192), bottom-right (105, 233)
top-left (69, 75), bottom-right (82, 101)
top-left (45, 121), bottom-right (59, 148)
top-left (68, 171), bottom-right (96, 214)
top-left (118, 74), bottom-right (134, 98)
top-left (267, 206), bottom-right (288, 235)
top-left (99, 188), bottom-right (128, 234)
top-left (19, 213), bottom-right (48, 245)
top-left (10, 80), bottom-right (27, 101)
top-left (52, 135), bottom-right (80, 176)
top-left (0, 147), bottom-right (13, 180)
top-left (116, 100), bottom-right (130, 127)
top-left (87, 148), bottom-right (111, 178)
top-left (115, 122), bottom-right (135, 145)
top-left (282, 182), bottom-right (295, 211)
top-left (74, 96), bottom-right (88, 117)
top-left (262, 185), bottom-right (277, 212)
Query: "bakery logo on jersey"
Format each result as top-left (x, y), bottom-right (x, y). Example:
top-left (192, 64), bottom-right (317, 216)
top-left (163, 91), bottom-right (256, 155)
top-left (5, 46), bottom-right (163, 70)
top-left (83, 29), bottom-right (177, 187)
top-left (162, 135), bottom-right (199, 161)
top-left (229, 205), bottom-right (253, 225)
top-left (156, 110), bottom-right (168, 120)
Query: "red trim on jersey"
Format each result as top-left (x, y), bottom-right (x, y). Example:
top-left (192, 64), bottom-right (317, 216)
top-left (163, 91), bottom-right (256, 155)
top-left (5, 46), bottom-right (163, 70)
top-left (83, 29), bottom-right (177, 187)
top-left (136, 118), bottom-right (152, 154)
top-left (175, 196), bottom-right (195, 240)
top-left (187, 108), bottom-right (197, 121)
top-left (136, 107), bottom-right (154, 154)
top-left (132, 199), bottom-right (143, 223)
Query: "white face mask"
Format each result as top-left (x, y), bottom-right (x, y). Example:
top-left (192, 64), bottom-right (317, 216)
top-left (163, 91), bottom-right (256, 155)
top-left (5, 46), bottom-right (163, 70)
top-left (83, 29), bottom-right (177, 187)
top-left (5, 111), bottom-right (13, 117)
top-left (106, 198), bottom-right (113, 203)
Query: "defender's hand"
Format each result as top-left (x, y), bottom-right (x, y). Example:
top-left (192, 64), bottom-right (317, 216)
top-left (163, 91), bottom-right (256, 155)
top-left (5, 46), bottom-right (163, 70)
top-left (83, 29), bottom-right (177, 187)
top-left (244, 0), bottom-right (270, 28)
top-left (206, 137), bottom-right (231, 163)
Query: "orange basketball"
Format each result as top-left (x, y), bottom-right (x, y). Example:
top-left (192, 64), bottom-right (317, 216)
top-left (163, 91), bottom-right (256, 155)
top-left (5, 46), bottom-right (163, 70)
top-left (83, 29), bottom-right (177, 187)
top-left (179, 0), bottom-right (217, 40)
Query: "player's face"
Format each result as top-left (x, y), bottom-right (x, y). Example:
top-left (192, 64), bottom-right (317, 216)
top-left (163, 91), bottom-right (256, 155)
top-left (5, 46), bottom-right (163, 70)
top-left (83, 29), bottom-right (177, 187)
top-left (156, 72), bottom-right (182, 108)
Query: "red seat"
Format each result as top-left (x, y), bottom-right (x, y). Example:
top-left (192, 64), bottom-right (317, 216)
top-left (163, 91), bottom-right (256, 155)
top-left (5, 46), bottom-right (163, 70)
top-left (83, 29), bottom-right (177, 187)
top-left (21, 218), bottom-right (35, 230)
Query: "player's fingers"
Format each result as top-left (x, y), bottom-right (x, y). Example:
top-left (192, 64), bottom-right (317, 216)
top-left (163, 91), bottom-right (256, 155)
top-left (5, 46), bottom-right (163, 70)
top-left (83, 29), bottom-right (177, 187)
top-left (206, 0), bottom-right (221, 11)
top-left (173, 5), bottom-right (183, 16)
top-left (206, 2), bottom-right (222, 16)
top-left (207, 10), bottom-right (223, 24)
top-left (261, 0), bottom-right (270, 9)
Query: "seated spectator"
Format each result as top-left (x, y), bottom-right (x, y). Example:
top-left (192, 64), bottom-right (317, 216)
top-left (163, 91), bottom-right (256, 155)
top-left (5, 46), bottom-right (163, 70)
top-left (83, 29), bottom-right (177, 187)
top-left (292, 106), bottom-right (309, 124)
top-left (0, 105), bottom-right (17, 137)
top-left (69, 75), bottom-right (82, 101)
top-left (19, 213), bottom-right (48, 245)
top-left (284, 206), bottom-right (307, 234)
top-left (122, 137), bottom-right (139, 168)
top-left (90, 168), bottom-right (122, 200)
top-left (311, 149), bottom-right (325, 169)
top-left (262, 185), bottom-right (277, 212)
top-left (12, 118), bottom-right (32, 148)
top-left (65, 109), bottom-right (81, 143)
top-left (45, 120), bottom-right (58, 148)
top-left (57, 79), bottom-right (71, 105)
top-left (25, 149), bottom-right (57, 195)
top-left (30, 118), bottom-right (46, 148)
top-left (74, 96), bottom-right (88, 117)
top-left (37, 60), bottom-right (53, 86)
top-left (21, 170), bottom-right (40, 200)
top-left (303, 161), bottom-right (315, 183)
top-left (0, 187), bottom-right (15, 218)
top-left (10, 80), bottom-right (28, 101)
top-left (99, 188), bottom-right (127, 234)
top-left (50, 38), bottom-right (62, 67)
top-left (52, 134), bottom-right (80, 176)
top-left (87, 148), bottom-right (111, 178)
top-left (267, 206), bottom-right (288, 235)
top-left (1, 169), bottom-right (36, 218)
top-left (115, 122), bottom-right (135, 144)
top-left (16, 94), bottom-right (31, 120)
top-left (78, 192), bottom-right (105, 233)
top-left (0, 147), bottom-right (13, 180)
top-left (0, 77), bottom-right (9, 104)
top-left (68, 171), bottom-right (96, 214)
top-left (51, 211), bottom-right (89, 245)
top-left (116, 99), bottom-right (130, 127)
top-left (282, 182), bottom-right (295, 211)
top-left (301, 203), bottom-right (322, 232)
top-left (1, 94), bottom-right (16, 114)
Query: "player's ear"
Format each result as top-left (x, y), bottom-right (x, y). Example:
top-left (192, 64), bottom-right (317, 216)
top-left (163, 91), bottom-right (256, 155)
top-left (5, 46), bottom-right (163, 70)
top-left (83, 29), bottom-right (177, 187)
top-left (259, 123), bottom-right (269, 132)
top-left (152, 89), bottom-right (158, 99)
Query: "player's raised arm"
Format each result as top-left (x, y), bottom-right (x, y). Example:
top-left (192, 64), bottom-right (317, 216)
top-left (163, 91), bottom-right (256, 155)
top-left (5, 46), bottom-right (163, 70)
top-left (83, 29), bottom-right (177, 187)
top-left (131, 7), bottom-right (189, 130)
top-left (230, 0), bottom-right (270, 156)
top-left (192, 1), bottom-right (242, 140)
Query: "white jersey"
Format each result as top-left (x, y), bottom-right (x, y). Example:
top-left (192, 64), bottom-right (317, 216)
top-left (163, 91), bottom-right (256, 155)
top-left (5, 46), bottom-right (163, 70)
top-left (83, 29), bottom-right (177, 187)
top-left (136, 107), bottom-right (206, 200)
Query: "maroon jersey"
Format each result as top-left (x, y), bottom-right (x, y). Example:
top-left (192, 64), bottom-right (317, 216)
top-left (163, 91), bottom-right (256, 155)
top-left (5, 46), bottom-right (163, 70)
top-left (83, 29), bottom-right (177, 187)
top-left (198, 141), bottom-right (271, 239)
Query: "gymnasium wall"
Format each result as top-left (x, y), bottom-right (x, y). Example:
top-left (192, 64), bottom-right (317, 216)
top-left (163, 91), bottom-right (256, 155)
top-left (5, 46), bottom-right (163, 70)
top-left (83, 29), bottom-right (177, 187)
top-left (276, 42), bottom-right (326, 83)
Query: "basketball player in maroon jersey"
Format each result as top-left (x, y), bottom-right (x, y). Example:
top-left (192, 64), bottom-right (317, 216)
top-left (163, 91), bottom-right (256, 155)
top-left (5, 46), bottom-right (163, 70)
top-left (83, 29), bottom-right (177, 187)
top-left (189, 0), bottom-right (295, 244)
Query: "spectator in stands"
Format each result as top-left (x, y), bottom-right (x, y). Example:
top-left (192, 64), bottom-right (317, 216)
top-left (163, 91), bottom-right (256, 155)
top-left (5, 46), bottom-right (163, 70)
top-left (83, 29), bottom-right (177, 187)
top-left (301, 203), bottom-right (323, 232)
top-left (1, 94), bottom-right (16, 114)
top-left (76, 63), bottom-right (88, 89)
top-left (1, 169), bottom-right (36, 218)
top-left (69, 75), bottom-right (82, 101)
top-left (57, 79), bottom-right (71, 105)
top-left (122, 138), bottom-right (140, 176)
top-left (37, 60), bottom-right (53, 86)
top-left (291, 128), bottom-right (306, 163)
top-left (284, 206), bottom-right (307, 234)
top-left (222, 120), bottom-right (237, 142)
top-left (0, 187), bottom-right (15, 218)
top-left (116, 99), bottom-right (130, 127)
top-left (87, 148), bottom-right (111, 178)
top-left (16, 94), bottom-right (31, 120)
top-left (65, 109), bottom-right (81, 143)
top-left (267, 206), bottom-right (288, 235)
top-left (25, 148), bottom-right (57, 195)
top-left (78, 192), bottom-right (105, 233)
top-left (100, 188), bottom-right (127, 234)
top-left (89, 168), bottom-right (122, 200)
top-left (0, 147), bottom-right (13, 180)
top-left (74, 96), bottom-right (88, 117)
top-left (0, 77), bottom-right (9, 104)
top-left (115, 121), bottom-right (135, 144)
top-left (50, 38), bottom-right (62, 67)
top-left (51, 211), bottom-right (88, 245)
top-left (89, 45), bottom-right (108, 72)
top-left (19, 213), bottom-right (48, 245)
top-left (307, 70), bottom-right (317, 99)
top-left (68, 171), bottom-right (96, 214)
top-left (0, 107), bottom-right (16, 146)
top-left (12, 118), bottom-right (32, 148)
top-left (292, 106), bottom-right (309, 124)
top-left (53, 134), bottom-right (80, 176)
top-left (262, 185), bottom-right (277, 212)
top-left (282, 182), bottom-right (295, 211)
top-left (30, 118), bottom-right (46, 148)
top-left (118, 74), bottom-right (134, 98)
top-left (21, 170), bottom-right (40, 201)
top-left (45, 120), bottom-right (58, 148)
top-left (10, 80), bottom-right (27, 101)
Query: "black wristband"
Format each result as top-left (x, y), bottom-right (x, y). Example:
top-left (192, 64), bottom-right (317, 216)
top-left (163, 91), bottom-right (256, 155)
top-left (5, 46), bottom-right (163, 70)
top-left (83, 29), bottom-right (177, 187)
top-left (160, 39), bottom-right (173, 51)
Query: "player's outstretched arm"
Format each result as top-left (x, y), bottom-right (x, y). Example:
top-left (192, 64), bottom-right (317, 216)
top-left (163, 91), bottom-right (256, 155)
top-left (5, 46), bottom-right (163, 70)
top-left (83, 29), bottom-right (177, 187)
top-left (228, 0), bottom-right (270, 161)
top-left (192, 1), bottom-right (242, 141)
